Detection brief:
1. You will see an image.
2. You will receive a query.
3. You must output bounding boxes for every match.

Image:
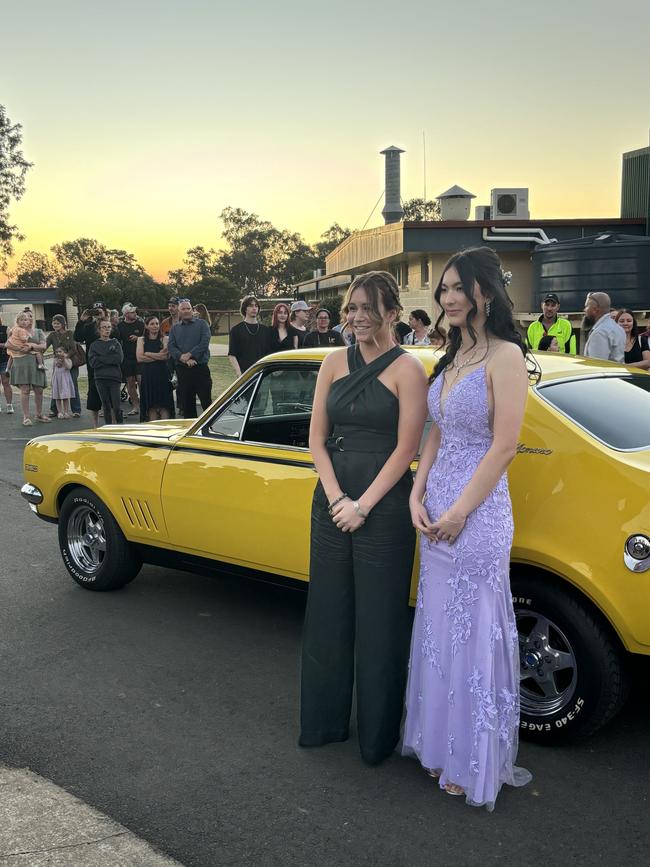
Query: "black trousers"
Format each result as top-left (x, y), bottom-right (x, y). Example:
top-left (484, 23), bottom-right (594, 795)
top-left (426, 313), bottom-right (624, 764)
top-left (95, 379), bottom-right (123, 424)
top-left (300, 480), bottom-right (414, 764)
top-left (176, 363), bottom-right (212, 418)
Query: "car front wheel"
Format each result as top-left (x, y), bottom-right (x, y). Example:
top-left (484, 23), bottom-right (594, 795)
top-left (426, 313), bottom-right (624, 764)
top-left (58, 487), bottom-right (142, 591)
top-left (512, 575), bottom-right (628, 742)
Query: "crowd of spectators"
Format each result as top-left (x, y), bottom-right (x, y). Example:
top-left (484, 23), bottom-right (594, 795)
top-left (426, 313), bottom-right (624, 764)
top-left (1, 289), bottom-right (648, 427)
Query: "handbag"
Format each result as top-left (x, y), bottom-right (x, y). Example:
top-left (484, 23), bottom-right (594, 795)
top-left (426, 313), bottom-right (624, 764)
top-left (70, 341), bottom-right (86, 368)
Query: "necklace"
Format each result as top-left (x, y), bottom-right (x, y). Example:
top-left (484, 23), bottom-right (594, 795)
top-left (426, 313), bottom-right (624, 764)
top-left (445, 339), bottom-right (490, 387)
top-left (244, 321), bottom-right (260, 336)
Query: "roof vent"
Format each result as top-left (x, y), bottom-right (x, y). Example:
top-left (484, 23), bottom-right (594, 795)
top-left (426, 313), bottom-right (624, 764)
top-left (436, 185), bottom-right (476, 221)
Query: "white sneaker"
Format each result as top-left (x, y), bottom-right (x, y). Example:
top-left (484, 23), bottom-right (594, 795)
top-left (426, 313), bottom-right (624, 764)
top-left (6, 404), bottom-right (14, 414)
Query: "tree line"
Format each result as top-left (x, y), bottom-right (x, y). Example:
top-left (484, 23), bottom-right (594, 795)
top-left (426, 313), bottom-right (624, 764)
top-left (5, 214), bottom-right (352, 312)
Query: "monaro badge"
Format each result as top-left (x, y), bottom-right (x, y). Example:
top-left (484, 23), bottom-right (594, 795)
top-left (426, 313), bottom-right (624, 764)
top-left (24, 464), bottom-right (39, 472)
top-left (516, 443), bottom-right (553, 456)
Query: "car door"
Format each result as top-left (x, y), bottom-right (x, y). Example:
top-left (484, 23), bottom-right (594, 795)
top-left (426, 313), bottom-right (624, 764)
top-left (160, 362), bottom-right (320, 581)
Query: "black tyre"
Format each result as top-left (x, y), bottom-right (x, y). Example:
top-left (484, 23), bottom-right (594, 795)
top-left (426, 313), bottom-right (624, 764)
top-left (512, 574), bottom-right (628, 743)
top-left (58, 487), bottom-right (142, 591)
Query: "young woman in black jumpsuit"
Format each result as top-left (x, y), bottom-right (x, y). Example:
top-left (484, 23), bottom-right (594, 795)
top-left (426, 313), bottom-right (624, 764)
top-left (300, 271), bottom-right (428, 765)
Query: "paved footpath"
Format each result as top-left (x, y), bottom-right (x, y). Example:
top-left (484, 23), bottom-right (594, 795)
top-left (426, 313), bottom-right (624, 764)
top-left (0, 764), bottom-right (182, 866)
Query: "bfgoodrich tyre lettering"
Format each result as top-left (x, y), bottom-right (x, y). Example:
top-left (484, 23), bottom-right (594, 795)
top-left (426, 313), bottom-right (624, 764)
top-left (512, 574), bottom-right (628, 743)
top-left (58, 487), bottom-right (142, 591)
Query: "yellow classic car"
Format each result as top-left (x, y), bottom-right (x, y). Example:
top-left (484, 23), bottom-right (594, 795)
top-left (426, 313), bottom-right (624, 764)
top-left (21, 348), bottom-right (650, 743)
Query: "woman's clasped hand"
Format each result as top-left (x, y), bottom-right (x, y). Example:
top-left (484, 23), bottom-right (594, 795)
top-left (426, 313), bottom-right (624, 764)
top-left (409, 498), bottom-right (466, 544)
top-left (329, 495), bottom-right (367, 532)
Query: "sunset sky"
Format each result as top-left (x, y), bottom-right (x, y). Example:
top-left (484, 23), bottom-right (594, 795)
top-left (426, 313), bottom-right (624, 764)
top-left (2, 0), bottom-right (649, 284)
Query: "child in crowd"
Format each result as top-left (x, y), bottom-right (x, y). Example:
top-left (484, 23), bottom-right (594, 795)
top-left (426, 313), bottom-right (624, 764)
top-left (6, 320), bottom-right (46, 369)
top-left (50, 347), bottom-right (75, 418)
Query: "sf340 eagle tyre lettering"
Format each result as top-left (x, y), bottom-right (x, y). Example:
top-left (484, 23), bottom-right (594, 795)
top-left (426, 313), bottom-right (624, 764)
top-left (512, 575), bottom-right (628, 743)
top-left (58, 487), bottom-right (142, 591)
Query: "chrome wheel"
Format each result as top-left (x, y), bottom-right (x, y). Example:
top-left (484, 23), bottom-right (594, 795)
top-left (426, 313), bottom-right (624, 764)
top-left (516, 609), bottom-right (577, 716)
top-left (66, 504), bottom-right (107, 575)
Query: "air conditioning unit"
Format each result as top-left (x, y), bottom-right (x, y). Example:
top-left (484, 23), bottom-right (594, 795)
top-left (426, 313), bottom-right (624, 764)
top-left (475, 205), bottom-right (491, 220)
top-left (490, 188), bottom-right (530, 220)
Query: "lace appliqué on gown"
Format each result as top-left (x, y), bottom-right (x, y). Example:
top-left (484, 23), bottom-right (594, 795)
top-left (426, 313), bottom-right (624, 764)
top-left (401, 366), bottom-right (532, 811)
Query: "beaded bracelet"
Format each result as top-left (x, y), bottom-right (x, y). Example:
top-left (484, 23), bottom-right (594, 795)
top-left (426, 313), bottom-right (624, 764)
top-left (328, 493), bottom-right (349, 515)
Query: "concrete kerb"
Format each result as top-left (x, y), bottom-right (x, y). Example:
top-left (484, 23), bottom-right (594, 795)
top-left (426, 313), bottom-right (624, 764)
top-left (0, 764), bottom-right (183, 866)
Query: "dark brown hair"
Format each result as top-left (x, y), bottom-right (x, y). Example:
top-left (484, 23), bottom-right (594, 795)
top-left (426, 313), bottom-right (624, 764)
top-left (432, 247), bottom-right (525, 380)
top-left (240, 294), bottom-right (259, 317)
top-left (615, 308), bottom-right (638, 338)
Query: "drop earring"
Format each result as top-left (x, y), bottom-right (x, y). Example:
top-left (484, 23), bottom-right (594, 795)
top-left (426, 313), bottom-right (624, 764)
top-left (485, 299), bottom-right (491, 317)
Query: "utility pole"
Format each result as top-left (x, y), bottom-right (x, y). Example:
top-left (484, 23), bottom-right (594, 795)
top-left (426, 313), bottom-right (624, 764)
top-left (423, 131), bottom-right (427, 207)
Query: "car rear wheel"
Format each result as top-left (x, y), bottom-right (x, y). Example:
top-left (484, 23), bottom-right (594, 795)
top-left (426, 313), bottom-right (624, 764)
top-left (512, 575), bottom-right (628, 742)
top-left (58, 487), bottom-right (141, 591)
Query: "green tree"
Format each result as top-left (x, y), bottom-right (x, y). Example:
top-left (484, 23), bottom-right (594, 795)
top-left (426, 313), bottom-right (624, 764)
top-left (167, 245), bottom-right (240, 308)
top-left (57, 269), bottom-right (105, 310)
top-left (104, 270), bottom-right (169, 312)
top-left (51, 238), bottom-right (140, 281)
top-left (9, 250), bottom-right (55, 287)
top-left (314, 223), bottom-right (352, 264)
top-left (0, 105), bottom-right (33, 268)
top-left (267, 229), bottom-right (319, 292)
top-left (401, 198), bottom-right (441, 221)
top-left (218, 207), bottom-right (278, 294)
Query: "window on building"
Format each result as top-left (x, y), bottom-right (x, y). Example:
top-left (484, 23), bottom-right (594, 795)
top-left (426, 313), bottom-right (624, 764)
top-left (421, 259), bottom-right (430, 287)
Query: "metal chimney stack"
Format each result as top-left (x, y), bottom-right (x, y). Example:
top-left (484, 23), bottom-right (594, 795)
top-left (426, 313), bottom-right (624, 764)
top-left (380, 145), bottom-right (405, 224)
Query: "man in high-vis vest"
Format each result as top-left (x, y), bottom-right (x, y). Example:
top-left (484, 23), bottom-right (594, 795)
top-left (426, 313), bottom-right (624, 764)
top-left (527, 293), bottom-right (576, 354)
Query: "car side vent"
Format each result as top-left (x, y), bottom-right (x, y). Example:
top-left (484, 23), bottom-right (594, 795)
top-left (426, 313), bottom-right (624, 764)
top-left (121, 497), bottom-right (159, 533)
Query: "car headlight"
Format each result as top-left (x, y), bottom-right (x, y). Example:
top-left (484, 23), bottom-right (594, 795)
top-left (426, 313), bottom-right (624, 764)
top-left (21, 483), bottom-right (43, 505)
top-left (624, 535), bottom-right (650, 573)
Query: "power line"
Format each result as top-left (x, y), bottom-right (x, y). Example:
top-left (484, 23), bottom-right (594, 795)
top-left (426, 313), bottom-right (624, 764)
top-left (362, 189), bottom-right (385, 230)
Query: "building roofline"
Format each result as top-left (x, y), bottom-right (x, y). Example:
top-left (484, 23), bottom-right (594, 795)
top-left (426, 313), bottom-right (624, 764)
top-left (401, 218), bottom-right (645, 228)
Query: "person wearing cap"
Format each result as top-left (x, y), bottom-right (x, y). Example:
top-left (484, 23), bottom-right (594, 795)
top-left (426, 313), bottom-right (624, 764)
top-left (290, 299), bottom-right (311, 347)
top-left (228, 295), bottom-right (272, 377)
top-left (117, 303), bottom-right (144, 416)
top-left (583, 292), bottom-right (625, 362)
top-left (527, 293), bottom-right (576, 354)
top-left (168, 298), bottom-right (213, 417)
top-left (303, 309), bottom-right (345, 348)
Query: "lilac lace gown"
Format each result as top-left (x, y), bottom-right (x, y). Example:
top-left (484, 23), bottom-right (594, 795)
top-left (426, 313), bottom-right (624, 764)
top-left (402, 366), bottom-right (531, 810)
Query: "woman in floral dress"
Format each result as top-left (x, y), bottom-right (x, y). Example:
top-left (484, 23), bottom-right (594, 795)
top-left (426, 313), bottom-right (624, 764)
top-left (402, 247), bottom-right (532, 810)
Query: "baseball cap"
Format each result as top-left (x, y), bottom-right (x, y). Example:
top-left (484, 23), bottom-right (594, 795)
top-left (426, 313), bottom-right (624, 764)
top-left (168, 296), bottom-right (180, 305)
top-left (290, 300), bottom-right (311, 313)
top-left (92, 302), bottom-right (105, 309)
top-left (121, 302), bottom-right (137, 314)
top-left (543, 293), bottom-right (560, 304)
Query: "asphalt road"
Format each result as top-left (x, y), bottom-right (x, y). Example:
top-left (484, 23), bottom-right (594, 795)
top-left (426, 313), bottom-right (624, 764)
top-left (1, 422), bottom-right (649, 866)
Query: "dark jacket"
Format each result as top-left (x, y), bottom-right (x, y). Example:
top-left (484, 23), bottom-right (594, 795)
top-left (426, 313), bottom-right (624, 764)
top-left (87, 338), bottom-right (124, 381)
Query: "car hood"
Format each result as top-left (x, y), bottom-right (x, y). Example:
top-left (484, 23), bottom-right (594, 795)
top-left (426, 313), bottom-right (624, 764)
top-left (72, 419), bottom-right (194, 442)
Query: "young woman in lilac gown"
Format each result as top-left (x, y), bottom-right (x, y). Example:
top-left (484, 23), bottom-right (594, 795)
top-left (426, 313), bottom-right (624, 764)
top-left (402, 247), bottom-right (532, 810)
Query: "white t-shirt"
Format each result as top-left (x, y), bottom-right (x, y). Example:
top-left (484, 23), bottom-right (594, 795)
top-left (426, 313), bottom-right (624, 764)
top-left (403, 330), bottom-right (432, 346)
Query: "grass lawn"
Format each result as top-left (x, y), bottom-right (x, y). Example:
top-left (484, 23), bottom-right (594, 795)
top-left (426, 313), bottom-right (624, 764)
top-left (71, 357), bottom-right (236, 407)
top-left (210, 334), bottom-right (229, 345)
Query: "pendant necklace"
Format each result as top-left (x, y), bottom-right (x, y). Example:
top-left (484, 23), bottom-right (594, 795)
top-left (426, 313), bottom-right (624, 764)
top-left (446, 338), bottom-right (490, 387)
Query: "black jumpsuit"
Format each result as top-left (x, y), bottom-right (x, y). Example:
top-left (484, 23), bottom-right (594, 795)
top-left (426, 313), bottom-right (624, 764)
top-left (300, 345), bottom-right (415, 764)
